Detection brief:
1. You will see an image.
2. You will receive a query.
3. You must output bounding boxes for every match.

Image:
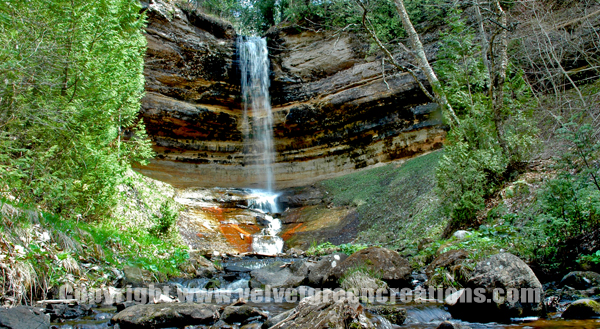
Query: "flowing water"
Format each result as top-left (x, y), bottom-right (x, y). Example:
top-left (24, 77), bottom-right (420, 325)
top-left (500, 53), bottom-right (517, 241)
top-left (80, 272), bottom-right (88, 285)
top-left (238, 36), bottom-right (276, 192)
top-left (238, 36), bottom-right (283, 255)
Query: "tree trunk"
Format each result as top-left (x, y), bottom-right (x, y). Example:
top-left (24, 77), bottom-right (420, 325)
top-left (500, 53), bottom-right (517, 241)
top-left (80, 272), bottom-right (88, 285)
top-left (391, 0), bottom-right (460, 126)
top-left (488, 0), bottom-right (510, 158)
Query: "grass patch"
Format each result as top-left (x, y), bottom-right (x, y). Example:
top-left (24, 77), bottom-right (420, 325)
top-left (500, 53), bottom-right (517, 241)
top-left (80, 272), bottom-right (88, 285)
top-left (317, 151), bottom-right (447, 253)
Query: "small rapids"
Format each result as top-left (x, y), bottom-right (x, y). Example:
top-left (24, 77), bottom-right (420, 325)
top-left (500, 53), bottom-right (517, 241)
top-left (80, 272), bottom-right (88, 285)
top-left (247, 189), bottom-right (284, 255)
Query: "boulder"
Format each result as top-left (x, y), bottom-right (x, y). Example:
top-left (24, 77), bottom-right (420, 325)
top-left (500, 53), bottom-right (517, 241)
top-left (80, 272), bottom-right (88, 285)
top-left (0, 306), bottom-right (50, 329)
top-left (365, 305), bottom-right (407, 325)
top-left (307, 253), bottom-right (348, 286)
top-left (562, 299), bottom-right (600, 319)
top-left (560, 271), bottom-right (600, 290)
top-left (190, 252), bottom-right (218, 277)
top-left (45, 303), bottom-right (92, 321)
top-left (328, 247), bottom-right (411, 287)
top-left (447, 253), bottom-right (545, 322)
top-left (111, 303), bottom-right (220, 328)
top-left (268, 289), bottom-right (375, 329)
top-left (425, 249), bottom-right (469, 278)
top-left (250, 261), bottom-right (308, 289)
top-left (262, 309), bottom-right (294, 328)
top-left (221, 305), bottom-right (268, 325)
top-left (123, 265), bottom-right (152, 286)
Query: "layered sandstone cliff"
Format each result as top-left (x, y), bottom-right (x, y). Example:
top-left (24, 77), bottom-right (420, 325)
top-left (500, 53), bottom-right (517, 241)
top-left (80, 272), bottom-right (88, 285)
top-left (136, 0), bottom-right (446, 189)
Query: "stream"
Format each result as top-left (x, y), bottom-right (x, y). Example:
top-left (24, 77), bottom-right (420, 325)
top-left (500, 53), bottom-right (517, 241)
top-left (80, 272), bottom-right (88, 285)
top-left (50, 255), bottom-right (600, 329)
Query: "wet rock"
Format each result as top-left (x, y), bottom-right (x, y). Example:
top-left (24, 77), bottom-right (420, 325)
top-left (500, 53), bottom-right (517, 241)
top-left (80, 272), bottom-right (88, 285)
top-left (111, 303), bottom-right (220, 328)
top-left (307, 253), bottom-right (348, 286)
top-left (225, 265), bottom-right (253, 273)
top-left (0, 306), bottom-right (50, 329)
top-left (328, 247), bottom-right (411, 287)
top-left (190, 252), bottom-right (219, 277)
top-left (436, 321), bottom-right (472, 329)
top-left (45, 303), bottom-right (92, 321)
top-left (560, 271), bottom-right (600, 290)
top-left (365, 305), bottom-right (407, 325)
top-left (262, 309), bottom-right (294, 328)
top-left (250, 261), bottom-right (308, 289)
top-left (116, 301), bottom-right (137, 312)
top-left (221, 305), bottom-right (268, 325)
top-left (425, 250), bottom-right (469, 278)
top-left (268, 289), bottom-right (375, 329)
top-left (562, 299), bottom-right (600, 319)
top-left (447, 253), bottom-right (545, 322)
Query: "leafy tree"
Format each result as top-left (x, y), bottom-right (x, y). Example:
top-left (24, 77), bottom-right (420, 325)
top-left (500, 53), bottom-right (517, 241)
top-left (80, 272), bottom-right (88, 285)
top-left (433, 12), bottom-right (536, 231)
top-left (0, 0), bottom-right (153, 220)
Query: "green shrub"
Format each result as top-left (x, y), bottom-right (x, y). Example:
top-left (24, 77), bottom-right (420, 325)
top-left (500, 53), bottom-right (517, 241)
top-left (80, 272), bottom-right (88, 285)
top-left (149, 200), bottom-right (181, 238)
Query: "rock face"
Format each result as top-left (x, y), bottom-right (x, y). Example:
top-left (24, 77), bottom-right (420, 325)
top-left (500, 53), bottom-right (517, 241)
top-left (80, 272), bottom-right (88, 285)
top-left (447, 253), bottom-right (545, 322)
top-left (268, 289), bottom-right (375, 329)
top-left (329, 247), bottom-right (412, 287)
top-left (111, 303), bottom-right (220, 328)
top-left (135, 0), bottom-right (446, 189)
top-left (0, 306), bottom-right (50, 329)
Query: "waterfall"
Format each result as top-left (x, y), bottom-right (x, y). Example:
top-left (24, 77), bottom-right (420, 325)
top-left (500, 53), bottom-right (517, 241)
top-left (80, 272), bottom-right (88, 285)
top-left (238, 36), bottom-right (276, 192)
top-left (238, 36), bottom-right (283, 255)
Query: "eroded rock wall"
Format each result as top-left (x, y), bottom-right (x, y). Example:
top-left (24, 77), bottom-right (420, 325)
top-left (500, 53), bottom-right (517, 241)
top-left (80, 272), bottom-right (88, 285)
top-left (136, 0), bottom-right (446, 189)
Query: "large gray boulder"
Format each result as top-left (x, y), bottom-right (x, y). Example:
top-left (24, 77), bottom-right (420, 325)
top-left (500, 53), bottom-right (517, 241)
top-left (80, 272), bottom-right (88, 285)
top-left (268, 289), bottom-right (375, 329)
top-left (328, 247), bottom-right (411, 287)
top-left (0, 306), bottom-right (50, 329)
top-left (250, 260), bottom-right (309, 289)
top-left (307, 253), bottom-right (348, 287)
top-left (111, 303), bottom-right (220, 328)
top-left (446, 253), bottom-right (545, 322)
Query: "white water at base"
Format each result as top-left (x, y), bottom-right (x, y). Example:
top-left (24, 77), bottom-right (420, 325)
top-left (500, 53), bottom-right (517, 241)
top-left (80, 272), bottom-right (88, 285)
top-left (246, 189), bottom-right (284, 255)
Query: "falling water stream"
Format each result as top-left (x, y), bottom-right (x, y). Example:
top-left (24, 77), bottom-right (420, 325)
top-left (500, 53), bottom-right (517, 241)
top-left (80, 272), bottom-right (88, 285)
top-left (238, 36), bottom-right (283, 255)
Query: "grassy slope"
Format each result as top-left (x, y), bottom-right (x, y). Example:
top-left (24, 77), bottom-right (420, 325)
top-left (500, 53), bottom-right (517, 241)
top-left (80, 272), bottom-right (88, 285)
top-left (317, 150), bottom-right (447, 253)
top-left (0, 171), bottom-right (189, 305)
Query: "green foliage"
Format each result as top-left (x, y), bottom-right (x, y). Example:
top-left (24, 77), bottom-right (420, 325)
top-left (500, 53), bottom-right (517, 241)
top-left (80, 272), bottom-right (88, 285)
top-left (188, 0), bottom-right (448, 36)
top-left (1, 199), bottom-right (188, 304)
top-left (339, 242), bottom-right (368, 255)
top-left (0, 0), bottom-right (153, 220)
top-left (306, 241), bottom-right (368, 256)
top-left (578, 251), bottom-right (600, 266)
top-left (434, 13), bottom-right (536, 231)
top-left (149, 200), bottom-right (181, 238)
top-left (524, 121), bottom-right (600, 270)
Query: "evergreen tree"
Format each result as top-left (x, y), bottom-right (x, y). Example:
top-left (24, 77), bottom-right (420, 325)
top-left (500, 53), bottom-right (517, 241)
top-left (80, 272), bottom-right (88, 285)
top-left (0, 0), bottom-right (153, 220)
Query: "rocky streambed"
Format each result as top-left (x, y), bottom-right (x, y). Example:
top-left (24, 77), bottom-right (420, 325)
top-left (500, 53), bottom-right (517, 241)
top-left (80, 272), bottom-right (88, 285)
top-left (4, 247), bottom-right (599, 329)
